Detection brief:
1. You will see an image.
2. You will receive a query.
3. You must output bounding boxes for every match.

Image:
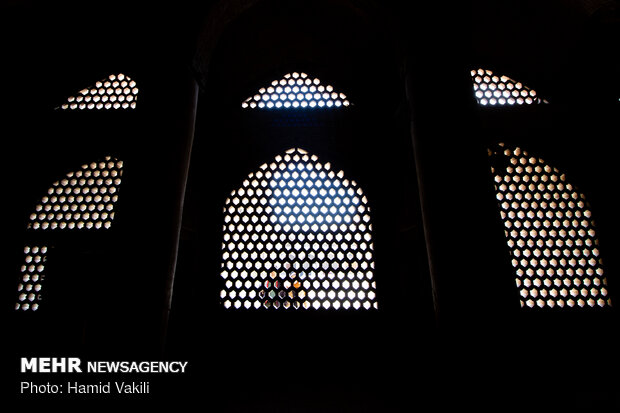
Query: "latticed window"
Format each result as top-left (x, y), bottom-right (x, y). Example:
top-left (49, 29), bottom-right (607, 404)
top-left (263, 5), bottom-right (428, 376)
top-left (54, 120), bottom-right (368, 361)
top-left (28, 157), bottom-right (123, 231)
top-left (241, 72), bottom-right (350, 110)
top-left (16, 246), bottom-right (47, 312)
top-left (471, 68), bottom-right (546, 106)
top-left (489, 144), bottom-right (611, 309)
top-left (15, 157), bottom-right (124, 311)
top-left (16, 70), bottom-right (136, 312)
top-left (220, 148), bottom-right (378, 310)
top-left (58, 73), bottom-right (138, 110)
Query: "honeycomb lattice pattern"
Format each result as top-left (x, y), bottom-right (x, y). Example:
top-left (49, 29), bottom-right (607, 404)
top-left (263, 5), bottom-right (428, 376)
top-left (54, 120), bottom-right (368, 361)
top-left (471, 69), bottom-right (545, 106)
top-left (15, 246), bottom-right (47, 311)
top-left (242, 72), bottom-right (350, 109)
top-left (221, 148), bottom-right (377, 310)
top-left (17, 157), bottom-right (124, 311)
top-left (28, 156), bottom-right (123, 230)
top-left (489, 144), bottom-right (611, 308)
top-left (59, 73), bottom-right (138, 110)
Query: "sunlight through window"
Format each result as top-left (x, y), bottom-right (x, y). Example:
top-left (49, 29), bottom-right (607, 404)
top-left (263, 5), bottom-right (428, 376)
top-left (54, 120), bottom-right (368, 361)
top-left (15, 246), bottom-right (47, 311)
top-left (472, 69), bottom-right (546, 106)
top-left (27, 156), bottom-right (123, 230)
top-left (16, 157), bottom-right (123, 311)
top-left (489, 144), bottom-right (610, 308)
top-left (59, 73), bottom-right (138, 110)
top-left (241, 72), bottom-right (350, 110)
top-left (220, 148), bottom-right (377, 310)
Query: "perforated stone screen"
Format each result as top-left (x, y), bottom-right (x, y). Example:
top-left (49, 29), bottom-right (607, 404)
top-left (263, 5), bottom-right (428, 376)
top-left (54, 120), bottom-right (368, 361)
top-left (28, 156), bottom-right (123, 230)
top-left (471, 69), bottom-right (545, 106)
top-left (17, 157), bottom-right (124, 311)
top-left (15, 246), bottom-right (47, 311)
top-left (489, 144), bottom-right (611, 308)
top-left (59, 73), bottom-right (138, 110)
top-left (220, 148), bottom-right (377, 310)
top-left (242, 72), bottom-right (350, 109)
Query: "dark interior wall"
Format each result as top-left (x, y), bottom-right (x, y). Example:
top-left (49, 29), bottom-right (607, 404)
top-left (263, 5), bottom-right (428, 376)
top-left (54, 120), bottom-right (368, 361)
top-left (2, 0), bottom-right (619, 409)
top-left (469, 0), bottom-right (620, 103)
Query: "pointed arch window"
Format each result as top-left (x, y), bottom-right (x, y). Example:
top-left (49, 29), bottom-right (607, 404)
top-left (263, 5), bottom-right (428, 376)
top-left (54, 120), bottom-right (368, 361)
top-left (489, 144), bottom-right (610, 309)
top-left (241, 72), bottom-right (350, 110)
top-left (220, 148), bottom-right (377, 310)
top-left (58, 73), bottom-right (138, 110)
top-left (28, 157), bottom-right (123, 231)
top-left (15, 156), bottom-right (124, 311)
top-left (471, 68), bottom-right (546, 106)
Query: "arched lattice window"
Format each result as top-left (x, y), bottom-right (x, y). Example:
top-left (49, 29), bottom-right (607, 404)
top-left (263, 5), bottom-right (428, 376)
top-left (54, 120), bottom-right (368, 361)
top-left (241, 72), bottom-right (350, 110)
top-left (220, 148), bottom-right (377, 310)
top-left (15, 156), bottom-right (124, 311)
top-left (489, 144), bottom-right (611, 309)
top-left (27, 157), bottom-right (123, 231)
top-left (58, 73), bottom-right (138, 110)
top-left (471, 68), bottom-right (546, 106)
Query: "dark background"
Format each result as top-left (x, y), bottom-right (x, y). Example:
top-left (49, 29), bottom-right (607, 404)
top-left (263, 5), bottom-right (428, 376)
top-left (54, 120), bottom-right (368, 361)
top-left (2, 0), bottom-right (619, 410)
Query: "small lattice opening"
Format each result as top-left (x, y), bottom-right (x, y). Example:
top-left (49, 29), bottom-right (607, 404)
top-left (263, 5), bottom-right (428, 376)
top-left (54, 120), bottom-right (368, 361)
top-left (489, 144), bottom-right (611, 309)
top-left (59, 73), bottom-right (138, 110)
top-left (27, 157), bottom-right (123, 231)
top-left (472, 69), bottom-right (546, 106)
top-left (242, 72), bottom-right (350, 109)
top-left (15, 246), bottom-right (47, 311)
top-left (220, 148), bottom-right (377, 310)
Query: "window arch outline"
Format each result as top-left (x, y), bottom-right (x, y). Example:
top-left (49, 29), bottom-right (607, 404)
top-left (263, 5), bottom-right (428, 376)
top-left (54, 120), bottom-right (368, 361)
top-left (241, 72), bottom-right (351, 110)
top-left (219, 147), bottom-right (378, 311)
top-left (489, 143), bottom-right (611, 309)
top-left (27, 156), bottom-right (124, 231)
top-left (15, 155), bottom-right (125, 311)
